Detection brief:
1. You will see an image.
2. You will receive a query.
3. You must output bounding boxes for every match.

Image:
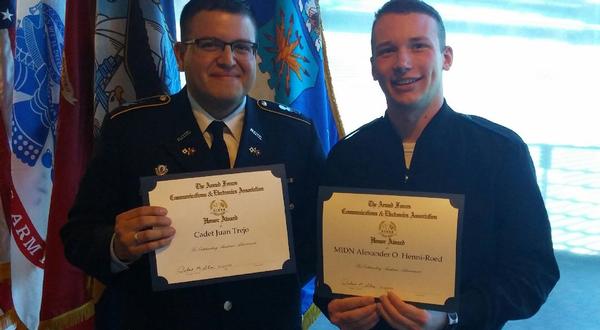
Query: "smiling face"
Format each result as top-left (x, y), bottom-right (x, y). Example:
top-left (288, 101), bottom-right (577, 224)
top-left (175, 10), bottom-right (257, 118)
top-left (371, 13), bottom-right (452, 116)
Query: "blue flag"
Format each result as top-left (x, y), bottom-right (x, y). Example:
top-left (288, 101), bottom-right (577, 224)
top-left (247, 1), bottom-right (342, 326)
top-left (249, 0), bottom-right (341, 154)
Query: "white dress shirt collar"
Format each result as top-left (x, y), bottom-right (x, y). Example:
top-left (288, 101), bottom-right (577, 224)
top-left (187, 91), bottom-right (245, 144)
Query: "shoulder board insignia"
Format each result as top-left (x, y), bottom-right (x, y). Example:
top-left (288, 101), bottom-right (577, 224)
top-left (110, 94), bottom-right (171, 120)
top-left (256, 99), bottom-right (311, 125)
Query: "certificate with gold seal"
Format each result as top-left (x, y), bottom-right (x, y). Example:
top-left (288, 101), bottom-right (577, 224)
top-left (317, 187), bottom-right (463, 312)
top-left (140, 165), bottom-right (295, 291)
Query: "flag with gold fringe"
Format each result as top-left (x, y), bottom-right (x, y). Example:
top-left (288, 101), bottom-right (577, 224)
top-left (0, 0), bottom-right (181, 328)
top-left (37, 0), bottom-right (97, 328)
top-left (0, 0), bottom-right (98, 328)
top-left (247, 1), bottom-right (343, 328)
top-left (7, 0), bottom-right (65, 328)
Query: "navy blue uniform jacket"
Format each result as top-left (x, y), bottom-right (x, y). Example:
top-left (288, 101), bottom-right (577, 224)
top-left (61, 89), bottom-right (325, 329)
top-left (315, 102), bottom-right (559, 330)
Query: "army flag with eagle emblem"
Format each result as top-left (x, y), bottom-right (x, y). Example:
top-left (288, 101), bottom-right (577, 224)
top-left (4, 1), bottom-right (66, 328)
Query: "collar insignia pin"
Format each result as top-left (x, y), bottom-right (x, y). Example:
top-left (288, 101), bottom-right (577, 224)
top-left (249, 147), bottom-right (261, 157)
top-left (155, 164), bottom-right (169, 176)
top-left (182, 147), bottom-right (196, 156)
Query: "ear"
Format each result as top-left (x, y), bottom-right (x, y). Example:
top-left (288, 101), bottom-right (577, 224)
top-left (370, 56), bottom-right (378, 81)
top-left (174, 43), bottom-right (186, 72)
top-left (442, 46), bottom-right (453, 71)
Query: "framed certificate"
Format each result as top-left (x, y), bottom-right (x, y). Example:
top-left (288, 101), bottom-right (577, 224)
top-left (140, 164), bottom-right (295, 291)
top-left (317, 187), bottom-right (464, 312)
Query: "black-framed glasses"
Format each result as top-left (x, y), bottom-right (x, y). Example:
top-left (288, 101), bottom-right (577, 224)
top-left (181, 37), bottom-right (258, 57)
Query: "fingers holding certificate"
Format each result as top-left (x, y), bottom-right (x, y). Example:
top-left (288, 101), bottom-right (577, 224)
top-left (113, 206), bottom-right (175, 263)
top-left (141, 165), bottom-right (295, 291)
top-left (317, 187), bottom-right (464, 313)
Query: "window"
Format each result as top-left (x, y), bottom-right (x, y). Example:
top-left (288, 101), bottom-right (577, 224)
top-left (323, 0), bottom-right (600, 253)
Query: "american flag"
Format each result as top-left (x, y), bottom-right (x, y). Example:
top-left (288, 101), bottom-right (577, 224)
top-left (0, 0), bottom-right (16, 325)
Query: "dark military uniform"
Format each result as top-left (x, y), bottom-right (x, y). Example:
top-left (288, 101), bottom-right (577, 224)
top-left (61, 89), bottom-right (325, 329)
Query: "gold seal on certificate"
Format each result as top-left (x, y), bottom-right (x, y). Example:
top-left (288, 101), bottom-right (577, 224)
top-left (140, 165), bottom-right (295, 291)
top-left (317, 187), bottom-right (463, 312)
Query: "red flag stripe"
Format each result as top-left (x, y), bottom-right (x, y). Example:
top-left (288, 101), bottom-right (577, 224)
top-left (8, 185), bottom-right (46, 269)
top-left (40, 0), bottom-right (95, 327)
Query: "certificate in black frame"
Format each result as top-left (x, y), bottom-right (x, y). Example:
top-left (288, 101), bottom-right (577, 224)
top-left (316, 186), bottom-right (464, 313)
top-left (140, 164), bottom-right (296, 291)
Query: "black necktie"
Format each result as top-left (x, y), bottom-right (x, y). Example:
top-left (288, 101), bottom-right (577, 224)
top-left (207, 121), bottom-right (230, 169)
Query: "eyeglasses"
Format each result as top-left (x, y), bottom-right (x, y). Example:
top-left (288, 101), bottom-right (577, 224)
top-left (181, 37), bottom-right (258, 57)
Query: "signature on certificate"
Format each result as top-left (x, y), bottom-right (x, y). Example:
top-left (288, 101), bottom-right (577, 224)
top-left (341, 280), bottom-right (376, 290)
top-left (176, 263), bottom-right (233, 275)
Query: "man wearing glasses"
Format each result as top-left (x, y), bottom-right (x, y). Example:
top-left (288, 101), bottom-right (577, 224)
top-left (61, 0), bottom-right (324, 329)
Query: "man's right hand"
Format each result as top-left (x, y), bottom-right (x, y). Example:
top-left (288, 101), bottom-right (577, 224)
top-left (328, 296), bottom-right (380, 330)
top-left (113, 206), bottom-right (175, 262)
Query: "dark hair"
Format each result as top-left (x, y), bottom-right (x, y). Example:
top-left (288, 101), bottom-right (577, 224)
top-left (372, 0), bottom-right (446, 49)
top-left (180, 0), bottom-right (257, 40)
